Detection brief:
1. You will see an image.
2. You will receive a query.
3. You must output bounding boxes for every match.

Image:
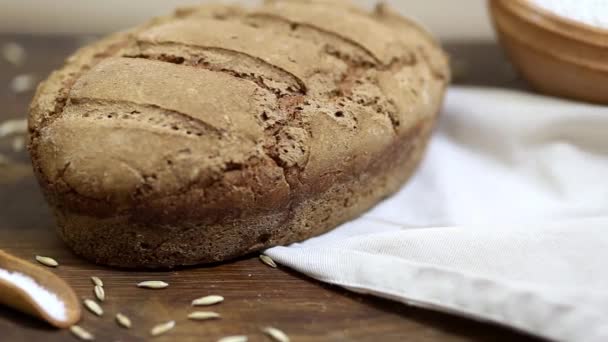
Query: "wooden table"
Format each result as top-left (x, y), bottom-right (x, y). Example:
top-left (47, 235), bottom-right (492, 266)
top-left (0, 35), bottom-right (538, 341)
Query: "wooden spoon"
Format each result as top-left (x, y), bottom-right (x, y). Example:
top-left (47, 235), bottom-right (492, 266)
top-left (0, 250), bottom-right (81, 328)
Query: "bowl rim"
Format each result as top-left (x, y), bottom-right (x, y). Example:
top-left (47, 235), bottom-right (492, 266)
top-left (490, 0), bottom-right (608, 73)
top-left (495, 0), bottom-right (608, 47)
top-left (495, 25), bottom-right (608, 74)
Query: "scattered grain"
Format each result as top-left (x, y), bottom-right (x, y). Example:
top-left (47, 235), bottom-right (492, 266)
top-left (83, 299), bottom-right (103, 316)
top-left (192, 295), bottom-right (224, 306)
top-left (11, 136), bottom-right (25, 152)
top-left (259, 255), bottom-right (277, 268)
top-left (262, 327), bottom-right (290, 342)
top-left (115, 313), bottom-right (132, 329)
top-left (70, 325), bottom-right (94, 341)
top-left (10, 74), bottom-right (36, 93)
top-left (2, 42), bottom-right (26, 66)
top-left (91, 276), bottom-right (103, 287)
top-left (137, 281), bottom-right (169, 289)
top-left (35, 255), bottom-right (58, 268)
top-left (150, 320), bottom-right (175, 336)
top-left (188, 311), bottom-right (221, 321)
top-left (94, 285), bottom-right (105, 302)
top-left (0, 119), bottom-right (27, 137)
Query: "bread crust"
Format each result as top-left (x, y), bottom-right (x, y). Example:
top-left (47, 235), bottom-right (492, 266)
top-left (28, 1), bottom-right (449, 268)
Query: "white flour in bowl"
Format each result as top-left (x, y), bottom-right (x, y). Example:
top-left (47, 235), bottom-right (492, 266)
top-left (0, 268), bottom-right (66, 322)
top-left (529, 0), bottom-right (608, 30)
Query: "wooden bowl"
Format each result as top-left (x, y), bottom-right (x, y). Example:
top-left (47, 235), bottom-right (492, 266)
top-left (489, 0), bottom-right (608, 104)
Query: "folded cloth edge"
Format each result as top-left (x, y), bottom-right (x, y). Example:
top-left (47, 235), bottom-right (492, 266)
top-left (266, 234), bottom-right (608, 342)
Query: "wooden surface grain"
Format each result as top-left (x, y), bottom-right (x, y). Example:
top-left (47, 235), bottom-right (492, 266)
top-left (0, 35), bottom-right (538, 342)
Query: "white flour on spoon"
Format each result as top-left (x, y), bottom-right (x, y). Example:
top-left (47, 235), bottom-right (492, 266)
top-left (0, 268), bottom-right (67, 322)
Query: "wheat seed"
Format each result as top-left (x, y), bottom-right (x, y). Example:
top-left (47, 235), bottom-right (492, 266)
top-left (262, 327), bottom-right (290, 342)
top-left (94, 285), bottom-right (105, 302)
top-left (137, 281), bottom-right (169, 289)
top-left (70, 325), bottom-right (94, 341)
top-left (35, 255), bottom-right (58, 267)
top-left (188, 311), bottom-right (221, 321)
top-left (192, 295), bottom-right (224, 306)
top-left (0, 118), bottom-right (27, 137)
top-left (115, 313), bottom-right (132, 329)
top-left (217, 336), bottom-right (247, 342)
top-left (259, 255), bottom-right (277, 268)
top-left (83, 299), bottom-right (103, 316)
top-left (11, 136), bottom-right (25, 152)
top-left (91, 276), bottom-right (103, 287)
top-left (150, 320), bottom-right (175, 336)
top-left (10, 74), bottom-right (36, 93)
top-left (2, 42), bottom-right (26, 66)
top-left (2, 42), bottom-right (25, 66)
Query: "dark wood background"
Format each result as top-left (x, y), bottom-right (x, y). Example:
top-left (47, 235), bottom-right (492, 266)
top-left (0, 34), bottom-right (537, 341)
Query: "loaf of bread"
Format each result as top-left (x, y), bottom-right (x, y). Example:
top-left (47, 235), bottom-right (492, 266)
top-left (28, 0), bottom-right (449, 268)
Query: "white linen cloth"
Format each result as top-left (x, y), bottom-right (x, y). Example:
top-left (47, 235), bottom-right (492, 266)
top-left (266, 87), bottom-right (608, 342)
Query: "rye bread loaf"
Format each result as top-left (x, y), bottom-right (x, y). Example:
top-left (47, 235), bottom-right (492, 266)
top-left (28, 0), bottom-right (449, 268)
